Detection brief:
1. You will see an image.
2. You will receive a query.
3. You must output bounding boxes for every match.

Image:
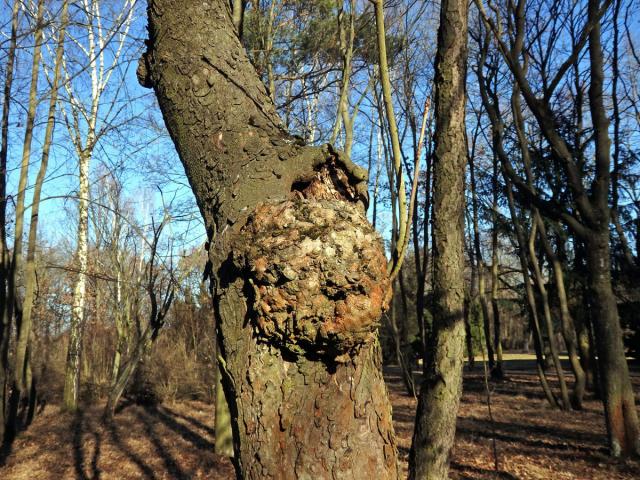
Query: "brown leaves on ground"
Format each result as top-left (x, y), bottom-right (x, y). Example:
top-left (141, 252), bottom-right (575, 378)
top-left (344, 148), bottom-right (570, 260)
top-left (1, 364), bottom-right (639, 479)
top-left (389, 364), bottom-right (640, 480)
top-left (0, 401), bottom-right (235, 480)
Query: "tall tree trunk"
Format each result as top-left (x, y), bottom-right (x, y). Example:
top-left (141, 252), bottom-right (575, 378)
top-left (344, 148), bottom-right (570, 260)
top-left (528, 218), bottom-right (571, 410)
top-left (140, 1), bottom-right (399, 477)
top-left (490, 154), bottom-right (504, 379)
top-left (586, 232), bottom-right (640, 456)
top-left (469, 150), bottom-right (494, 370)
top-left (504, 179), bottom-right (558, 407)
top-left (5, 0), bottom-right (45, 441)
top-left (536, 219), bottom-right (586, 408)
top-left (13, 0), bottom-right (69, 430)
top-left (63, 148), bottom-right (90, 412)
top-left (584, 0), bottom-right (639, 455)
top-left (408, 0), bottom-right (468, 475)
top-left (0, 0), bottom-right (20, 442)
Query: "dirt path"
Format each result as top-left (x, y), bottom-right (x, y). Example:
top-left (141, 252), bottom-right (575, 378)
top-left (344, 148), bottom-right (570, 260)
top-left (0, 365), bottom-right (638, 479)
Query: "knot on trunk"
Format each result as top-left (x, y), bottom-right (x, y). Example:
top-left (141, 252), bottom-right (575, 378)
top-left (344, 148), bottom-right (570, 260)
top-left (233, 198), bottom-right (389, 361)
top-left (137, 52), bottom-right (153, 89)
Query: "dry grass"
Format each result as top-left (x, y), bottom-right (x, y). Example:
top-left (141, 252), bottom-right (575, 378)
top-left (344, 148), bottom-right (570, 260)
top-left (1, 362), bottom-right (639, 479)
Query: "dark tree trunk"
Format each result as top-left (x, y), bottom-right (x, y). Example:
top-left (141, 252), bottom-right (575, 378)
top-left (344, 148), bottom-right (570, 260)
top-left (490, 153), bottom-right (504, 379)
top-left (408, 0), bottom-right (468, 475)
top-left (463, 295), bottom-right (475, 370)
top-left (0, 0), bottom-right (19, 442)
top-left (141, 1), bottom-right (399, 477)
top-left (585, 233), bottom-right (640, 456)
top-left (583, 0), bottom-right (639, 455)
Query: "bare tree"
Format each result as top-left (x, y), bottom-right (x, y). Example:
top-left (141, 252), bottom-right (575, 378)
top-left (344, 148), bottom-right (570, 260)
top-left (137, 0), bottom-right (399, 477)
top-left (60, 0), bottom-right (137, 411)
top-left (408, 0), bottom-right (469, 476)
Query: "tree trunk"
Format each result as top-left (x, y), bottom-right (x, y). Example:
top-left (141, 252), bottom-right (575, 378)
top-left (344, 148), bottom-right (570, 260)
top-left (584, 0), bottom-right (639, 456)
top-left (140, 1), bottom-right (399, 477)
top-left (463, 294), bottom-right (475, 369)
top-left (214, 362), bottom-right (234, 457)
top-left (585, 232), bottom-right (640, 456)
top-left (490, 154), bottom-right (504, 379)
top-left (529, 218), bottom-right (571, 410)
top-left (5, 0), bottom-right (45, 441)
top-left (13, 0), bottom-right (69, 432)
top-left (478, 271), bottom-right (494, 370)
top-left (389, 278), bottom-right (416, 397)
top-left (536, 219), bottom-right (586, 408)
top-left (103, 323), bottom-right (155, 421)
top-left (408, 0), bottom-right (468, 475)
top-left (0, 0), bottom-right (20, 442)
top-left (63, 148), bottom-right (90, 412)
top-left (469, 146), bottom-right (494, 370)
top-left (504, 179), bottom-right (558, 407)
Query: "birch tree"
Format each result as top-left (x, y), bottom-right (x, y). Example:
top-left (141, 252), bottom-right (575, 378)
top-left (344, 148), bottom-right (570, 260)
top-left (60, 0), bottom-right (137, 411)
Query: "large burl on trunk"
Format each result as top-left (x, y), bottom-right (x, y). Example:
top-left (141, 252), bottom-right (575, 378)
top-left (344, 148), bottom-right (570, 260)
top-left (139, 1), bottom-right (399, 478)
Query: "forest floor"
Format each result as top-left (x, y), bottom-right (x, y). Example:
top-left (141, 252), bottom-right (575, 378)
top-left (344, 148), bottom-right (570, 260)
top-left (0, 358), bottom-right (639, 479)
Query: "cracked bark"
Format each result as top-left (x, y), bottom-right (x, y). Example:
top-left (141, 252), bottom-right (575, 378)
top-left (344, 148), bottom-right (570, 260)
top-left (141, 1), bottom-right (398, 478)
top-left (408, 0), bottom-right (468, 476)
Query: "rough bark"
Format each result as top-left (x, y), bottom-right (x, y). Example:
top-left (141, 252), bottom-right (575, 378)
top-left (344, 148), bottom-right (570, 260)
top-left (408, 0), bottom-right (468, 475)
top-left (141, 1), bottom-right (399, 477)
top-left (584, 0), bottom-right (640, 455)
top-left (586, 234), bottom-right (640, 456)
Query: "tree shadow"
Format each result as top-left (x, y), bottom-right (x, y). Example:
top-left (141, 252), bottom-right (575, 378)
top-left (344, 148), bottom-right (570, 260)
top-left (0, 438), bottom-right (12, 467)
top-left (72, 409), bottom-right (102, 480)
top-left (160, 406), bottom-right (216, 438)
top-left (456, 417), bottom-right (607, 453)
top-left (136, 407), bottom-right (189, 479)
top-left (142, 404), bottom-right (215, 452)
top-left (105, 418), bottom-right (157, 480)
top-left (450, 461), bottom-right (521, 479)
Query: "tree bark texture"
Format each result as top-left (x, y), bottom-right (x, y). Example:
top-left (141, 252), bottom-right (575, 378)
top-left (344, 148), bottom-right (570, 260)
top-left (408, 0), bottom-right (468, 476)
top-left (141, 1), bottom-right (399, 478)
top-left (586, 234), bottom-right (640, 455)
top-left (584, 0), bottom-right (639, 455)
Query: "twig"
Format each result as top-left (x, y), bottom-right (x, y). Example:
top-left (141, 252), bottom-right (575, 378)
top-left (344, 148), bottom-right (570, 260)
top-left (480, 343), bottom-right (500, 473)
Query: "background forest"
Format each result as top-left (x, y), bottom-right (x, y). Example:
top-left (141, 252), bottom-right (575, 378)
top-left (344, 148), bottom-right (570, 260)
top-left (0, 0), bottom-right (638, 478)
